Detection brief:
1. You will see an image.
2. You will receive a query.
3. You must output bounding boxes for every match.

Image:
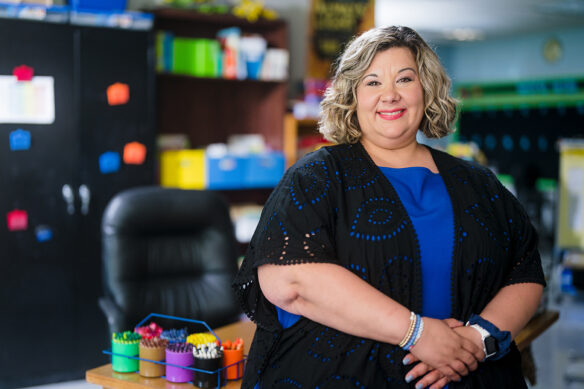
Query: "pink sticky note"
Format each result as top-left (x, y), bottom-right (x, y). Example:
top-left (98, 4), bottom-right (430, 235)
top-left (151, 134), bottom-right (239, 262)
top-left (7, 209), bottom-right (28, 231)
top-left (13, 65), bottom-right (34, 81)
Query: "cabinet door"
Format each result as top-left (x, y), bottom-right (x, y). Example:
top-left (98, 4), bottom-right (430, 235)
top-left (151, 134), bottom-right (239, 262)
top-left (0, 20), bottom-right (80, 386)
top-left (76, 26), bottom-right (156, 365)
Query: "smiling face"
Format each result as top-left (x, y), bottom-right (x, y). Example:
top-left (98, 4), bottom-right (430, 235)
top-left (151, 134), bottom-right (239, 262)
top-left (356, 47), bottom-right (425, 154)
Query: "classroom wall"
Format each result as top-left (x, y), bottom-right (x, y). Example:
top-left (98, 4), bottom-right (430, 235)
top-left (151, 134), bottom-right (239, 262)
top-left (441, 26), bottom-right (584, 84)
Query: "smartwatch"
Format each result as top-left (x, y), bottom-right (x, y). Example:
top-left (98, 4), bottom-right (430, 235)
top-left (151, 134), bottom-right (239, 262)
top-left (469, 323), bottom-right (499, 360)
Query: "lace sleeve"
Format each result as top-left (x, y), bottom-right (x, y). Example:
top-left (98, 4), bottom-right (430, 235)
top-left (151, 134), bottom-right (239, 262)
top-left (232, 155), bottom-right (338, 330)
top-left (499, 183), bottom-right (546, 288)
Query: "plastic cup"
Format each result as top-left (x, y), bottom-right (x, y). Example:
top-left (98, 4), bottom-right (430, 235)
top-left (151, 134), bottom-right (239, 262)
top-left (112, 341), bottom-right (139, 373)
top-left (223, 348), bottom-right (244, 380)
top-left (194, 356), bottom-right (222, 388)
top-left (246, 58), bottom-right (263, 80)
top-left (139, 343), bottom-right (166, 377)
top-left (165, 347), bottom-right (194, 383)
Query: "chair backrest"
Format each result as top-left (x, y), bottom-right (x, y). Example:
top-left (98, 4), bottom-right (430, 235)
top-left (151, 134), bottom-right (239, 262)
top-left (101, 186), bottom-right (240, 333)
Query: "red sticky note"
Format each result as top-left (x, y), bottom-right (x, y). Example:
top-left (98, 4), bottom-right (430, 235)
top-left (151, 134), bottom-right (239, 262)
top-left (107, 82), bottom-right (130, 106)
top-left (7, 209), bottom-right (28, 231)
top-left (13, 65), bottom-right (34, 81)
top-left (123, 141), bottom-right (147, 165)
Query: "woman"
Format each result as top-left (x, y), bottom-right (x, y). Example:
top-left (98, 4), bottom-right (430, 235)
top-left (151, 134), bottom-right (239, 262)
top-left (233, 26), bottom-right (545, 389)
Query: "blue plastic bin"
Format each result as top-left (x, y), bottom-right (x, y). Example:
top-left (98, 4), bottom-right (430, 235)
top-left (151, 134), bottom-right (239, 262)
top-left (71, 0), bottom-right (127, 12)
top-left (207, 154), bottom-right (248, 189)
top-left (245, 152), bottom-right (285, 188)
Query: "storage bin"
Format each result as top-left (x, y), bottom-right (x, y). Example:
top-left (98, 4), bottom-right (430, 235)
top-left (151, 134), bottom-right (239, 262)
top-left (172, 38), bottom-right (219, 78)
top-left (70, 0), bottom-right (127, 11)
top-left (244, 152), bottom-right (285, 188)
top-left (160, 149), bottom-right (206, 189)
top-left (207, 154), bottom-right (248, 189)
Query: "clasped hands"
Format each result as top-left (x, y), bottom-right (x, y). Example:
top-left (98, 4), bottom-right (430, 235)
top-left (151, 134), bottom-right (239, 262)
top-left (402, 318), bottom-right (485, 389)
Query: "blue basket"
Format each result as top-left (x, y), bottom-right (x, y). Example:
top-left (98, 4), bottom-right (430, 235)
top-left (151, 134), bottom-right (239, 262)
top-left (71, 0), bottom-right (127, 12)
top-left (102, 313), bottom-right (246, 388)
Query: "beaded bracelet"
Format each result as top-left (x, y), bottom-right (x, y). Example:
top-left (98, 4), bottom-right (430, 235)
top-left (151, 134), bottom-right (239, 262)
top-left (403, 314), bottom-right (421, 350)
top-left (398, 311), bottom-right (417, 348)
top-left (407, 317), bottom-right (424, 350)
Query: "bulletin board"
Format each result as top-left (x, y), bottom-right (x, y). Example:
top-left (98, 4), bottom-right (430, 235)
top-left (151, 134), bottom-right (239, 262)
top-left (557, 140), bottom-right (584, 250)
top-left (306, 0), bottom-right (375, 79)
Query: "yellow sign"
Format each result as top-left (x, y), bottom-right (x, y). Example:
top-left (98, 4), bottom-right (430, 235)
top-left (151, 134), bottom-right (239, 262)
top-left (557, 140), bottom-right (584, 249)
top-left (307, 0), bottom-right (375, 79)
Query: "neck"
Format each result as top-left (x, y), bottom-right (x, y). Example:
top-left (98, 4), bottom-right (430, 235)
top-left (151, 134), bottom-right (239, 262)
top-left (360, 138), bottom-right (435, 171)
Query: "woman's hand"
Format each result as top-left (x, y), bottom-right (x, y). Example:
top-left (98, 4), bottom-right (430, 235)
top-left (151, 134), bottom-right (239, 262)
top-left (405, 318), bottom-right (482, 386)
top-left (403, 319), bottom-right (463, 388)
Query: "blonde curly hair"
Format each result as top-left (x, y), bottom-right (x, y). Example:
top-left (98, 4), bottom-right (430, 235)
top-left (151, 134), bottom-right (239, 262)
top-left (319, 26), bottom-right (458, 144)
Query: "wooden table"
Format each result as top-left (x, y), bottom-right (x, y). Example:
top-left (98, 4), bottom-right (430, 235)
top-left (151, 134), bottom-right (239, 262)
top-left (515, 310), bottom-right (559, 351)
top-left (87, 311), bottom-right (559, 388)
top-left (86, 320), bottom-right (256, 389)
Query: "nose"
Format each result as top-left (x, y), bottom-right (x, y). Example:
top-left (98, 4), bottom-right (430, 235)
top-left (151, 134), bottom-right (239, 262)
top-left (381, 85), bottom-right (400, 103)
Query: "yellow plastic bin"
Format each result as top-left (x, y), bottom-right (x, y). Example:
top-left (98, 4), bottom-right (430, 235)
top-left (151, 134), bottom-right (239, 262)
top-left (160, 149), bottom-right (206, 189)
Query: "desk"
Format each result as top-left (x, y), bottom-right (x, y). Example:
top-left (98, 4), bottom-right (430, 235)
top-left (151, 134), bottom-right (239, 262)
top-left (515, 310), bottom-right (559, 351)
top-left (87, 311), bottom-right (559, 388)
top-left (86, 321), bottom-right (256, 389)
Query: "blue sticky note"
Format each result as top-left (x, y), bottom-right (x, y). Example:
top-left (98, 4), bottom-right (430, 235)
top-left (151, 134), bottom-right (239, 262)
top-left (9, 129), bottom-right (31, 151)
top-left (35, 225), bottom-right (53, 242)
top-left (99, 151), bottom-right (121, 174)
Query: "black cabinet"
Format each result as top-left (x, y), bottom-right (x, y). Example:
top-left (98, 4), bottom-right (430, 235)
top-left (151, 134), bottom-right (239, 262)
top-left (0, 19), bottom-right (155, 388)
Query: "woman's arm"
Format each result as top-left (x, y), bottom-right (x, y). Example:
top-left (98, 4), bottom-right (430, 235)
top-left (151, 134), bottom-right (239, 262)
top-left (479, 282), bottom-right (543, 338)
top-left (404, 282), bottom-right (544, 389)
top-left (258, 262), bottom-right (482, 380)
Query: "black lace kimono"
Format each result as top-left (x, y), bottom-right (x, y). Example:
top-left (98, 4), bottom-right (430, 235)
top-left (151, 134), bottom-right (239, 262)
top-left (232, 142), bottom-right (545, 388)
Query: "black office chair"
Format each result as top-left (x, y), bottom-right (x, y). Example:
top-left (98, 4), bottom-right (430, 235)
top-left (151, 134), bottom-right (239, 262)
top-left (99, 186), bottom-right (241, 334)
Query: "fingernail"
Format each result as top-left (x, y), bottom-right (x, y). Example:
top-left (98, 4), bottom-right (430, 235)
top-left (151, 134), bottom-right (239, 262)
top-left (405, 375), bottom-right (413, 383)
top-left (415, 383), bottom-right (424, 389)
top-left (402, 357), bottom-right (411, 365)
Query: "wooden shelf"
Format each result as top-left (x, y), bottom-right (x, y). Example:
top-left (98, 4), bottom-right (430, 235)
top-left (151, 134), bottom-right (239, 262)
top-left (156, 73), bottom-right (287, 85)
top-left (153, 8), bottom-right (287, 49)
top-left (283, 113), bottom-right (320, 167)
top-left (154, 9), bottom-right (289, 165)
top-left (212, 188), bottom-right (274, 205)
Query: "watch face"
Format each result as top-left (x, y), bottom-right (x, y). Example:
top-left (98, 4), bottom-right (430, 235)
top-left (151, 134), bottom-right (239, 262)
top-left (485, 336), bottom-right (499, 356)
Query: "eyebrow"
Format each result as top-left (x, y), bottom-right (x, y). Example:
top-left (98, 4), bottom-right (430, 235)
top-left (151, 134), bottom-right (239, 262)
top-left (362, 67), bottom-right (417, 79)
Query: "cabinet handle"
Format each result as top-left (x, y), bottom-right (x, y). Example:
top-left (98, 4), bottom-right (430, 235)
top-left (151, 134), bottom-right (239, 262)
top-left (79, 184), bottom-right (91, 216)
top-left (62, 184), bottom-right (75, 215)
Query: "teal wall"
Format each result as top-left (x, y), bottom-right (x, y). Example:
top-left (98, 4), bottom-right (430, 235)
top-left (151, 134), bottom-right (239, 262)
top-left (439, 26), bottom-right (584, 84)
